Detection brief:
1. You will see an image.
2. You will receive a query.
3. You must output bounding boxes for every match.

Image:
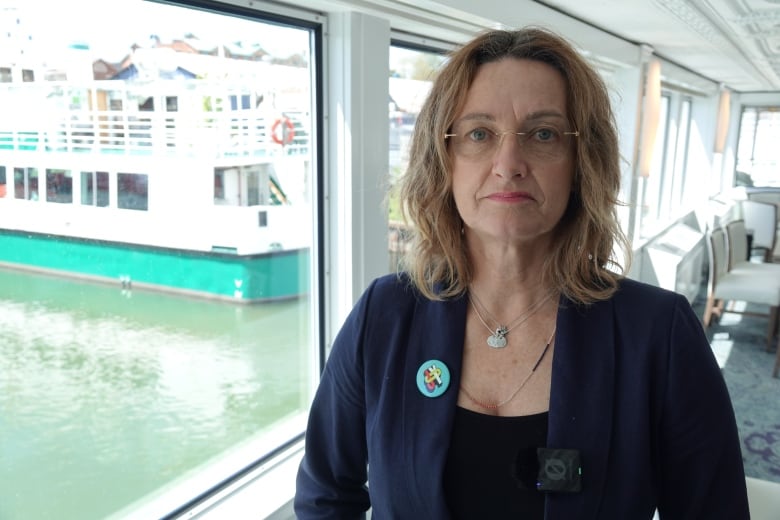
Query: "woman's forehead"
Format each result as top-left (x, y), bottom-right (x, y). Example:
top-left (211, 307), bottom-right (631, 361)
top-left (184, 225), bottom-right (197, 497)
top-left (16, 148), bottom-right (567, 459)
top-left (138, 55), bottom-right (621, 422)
top-left (456, 60), bottom-right (569, 124)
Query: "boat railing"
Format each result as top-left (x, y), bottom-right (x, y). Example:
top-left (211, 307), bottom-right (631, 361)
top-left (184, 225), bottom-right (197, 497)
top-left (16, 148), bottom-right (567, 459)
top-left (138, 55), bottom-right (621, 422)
top-left (0, 107), bottom-right (310, 158)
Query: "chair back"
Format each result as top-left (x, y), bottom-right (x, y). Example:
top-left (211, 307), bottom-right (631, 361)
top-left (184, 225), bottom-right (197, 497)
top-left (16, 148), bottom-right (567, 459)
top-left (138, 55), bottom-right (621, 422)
top-left (742, 199), bottom-right (777, 257)
top-left (706, 227), bottom-right (729, 289)
top-left (725, 220), bottom-right (750, 269)
top-left (747, 191), bottom-right (780, 222)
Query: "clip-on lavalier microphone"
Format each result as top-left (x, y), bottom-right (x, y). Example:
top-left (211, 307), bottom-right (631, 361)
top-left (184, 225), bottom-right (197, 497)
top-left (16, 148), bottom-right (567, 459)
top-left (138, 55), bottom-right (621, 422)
top-left (535, 448), bottom-right (582, 492)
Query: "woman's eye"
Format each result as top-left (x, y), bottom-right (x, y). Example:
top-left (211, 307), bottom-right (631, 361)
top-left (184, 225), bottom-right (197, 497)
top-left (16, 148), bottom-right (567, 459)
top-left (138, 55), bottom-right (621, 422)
top-left (468, 128), bottom-right (490, 142)
top-left (533, 127), bottom-right (560, 141)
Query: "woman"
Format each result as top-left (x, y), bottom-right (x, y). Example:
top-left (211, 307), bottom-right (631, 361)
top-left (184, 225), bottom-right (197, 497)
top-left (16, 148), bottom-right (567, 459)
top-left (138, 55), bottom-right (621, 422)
top-left (295, 27), bottom-right (749, 518)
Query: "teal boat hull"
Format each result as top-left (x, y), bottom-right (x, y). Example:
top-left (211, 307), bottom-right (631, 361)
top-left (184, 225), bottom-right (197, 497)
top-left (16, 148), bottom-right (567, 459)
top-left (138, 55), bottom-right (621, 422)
top-left (0, 229), bottom-right (310, 302)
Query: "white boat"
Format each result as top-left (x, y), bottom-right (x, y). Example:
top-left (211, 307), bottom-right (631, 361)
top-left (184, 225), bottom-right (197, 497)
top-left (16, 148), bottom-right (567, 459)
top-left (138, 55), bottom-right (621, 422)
top-left (0, 41), bottom-right (314, 302)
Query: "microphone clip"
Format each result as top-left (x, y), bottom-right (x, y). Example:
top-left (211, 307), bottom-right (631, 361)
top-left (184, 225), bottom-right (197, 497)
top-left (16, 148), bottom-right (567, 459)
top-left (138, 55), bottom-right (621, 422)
top-left (535, 448), bottom-right (582, 493)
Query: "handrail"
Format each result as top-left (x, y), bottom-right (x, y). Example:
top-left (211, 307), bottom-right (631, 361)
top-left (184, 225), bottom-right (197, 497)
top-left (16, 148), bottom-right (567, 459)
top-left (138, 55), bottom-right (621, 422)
top-left (0, 110), bottom-right (310, 158)
top-left (0, 80), bottom-right (311, 159)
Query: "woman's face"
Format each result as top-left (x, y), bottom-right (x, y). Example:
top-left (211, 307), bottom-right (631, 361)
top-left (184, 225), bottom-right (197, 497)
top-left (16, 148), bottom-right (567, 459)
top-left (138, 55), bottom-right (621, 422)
top-left (449, 58), bottom-right (576, 247)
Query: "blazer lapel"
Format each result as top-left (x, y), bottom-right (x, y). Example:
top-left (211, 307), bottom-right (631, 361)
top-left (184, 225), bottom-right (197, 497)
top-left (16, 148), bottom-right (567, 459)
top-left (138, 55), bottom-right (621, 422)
top-left (545, 297), bottom-right (616, 519)
top-left (402, 294), bottom-right (467, 518)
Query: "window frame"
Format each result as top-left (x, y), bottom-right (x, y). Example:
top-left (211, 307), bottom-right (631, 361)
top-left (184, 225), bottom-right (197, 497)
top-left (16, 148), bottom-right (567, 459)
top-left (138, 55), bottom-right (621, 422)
top-left (154, 3), bottom-right (327, 516)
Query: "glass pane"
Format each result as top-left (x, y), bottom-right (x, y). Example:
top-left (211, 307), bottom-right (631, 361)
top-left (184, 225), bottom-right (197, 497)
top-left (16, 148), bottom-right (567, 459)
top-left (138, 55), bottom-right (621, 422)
top-left (0, 1), bottom-right (317, 518)
top-left (80, 171), bottom-right (110, 207)
top-left (639, 95), bottom-right (670, 238)
top-left (13, 166), bottom-right (39, 200)
top-left (388, 45), bottom-right (447, 270)
top-left (736, 107), bottom-right (780, 187)
top-left (736, 107), bottom-right (758, 186)
top-left (117, 172), bottom-right (148, 211)
top-left (46, 168), bottom-right (73, 203)
top-left (673, 99), bottom-right (691, 209)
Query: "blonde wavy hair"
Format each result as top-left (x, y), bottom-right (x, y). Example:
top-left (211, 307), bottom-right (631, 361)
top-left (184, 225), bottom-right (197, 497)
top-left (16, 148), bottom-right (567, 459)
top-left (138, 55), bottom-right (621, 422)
top-left (396, 26), bottom-right (630, 304)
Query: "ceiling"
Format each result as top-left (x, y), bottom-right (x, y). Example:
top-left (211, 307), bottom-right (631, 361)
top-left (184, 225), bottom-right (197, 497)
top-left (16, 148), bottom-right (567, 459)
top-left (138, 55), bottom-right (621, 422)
top-left (325, 0), bottom-right (780, 93)
top-left (538, 0), bottom-right (780, 93)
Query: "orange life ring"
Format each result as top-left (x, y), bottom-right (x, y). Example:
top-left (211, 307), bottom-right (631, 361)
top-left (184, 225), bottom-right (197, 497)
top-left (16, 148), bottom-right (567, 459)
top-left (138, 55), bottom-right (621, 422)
top-left (271, 117), bottom-right (295, 145)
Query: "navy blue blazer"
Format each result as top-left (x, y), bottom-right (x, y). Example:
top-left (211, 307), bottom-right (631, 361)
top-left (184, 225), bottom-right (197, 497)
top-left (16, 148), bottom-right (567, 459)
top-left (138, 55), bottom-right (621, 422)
top-left (295, 274), bottom-right (749, 519)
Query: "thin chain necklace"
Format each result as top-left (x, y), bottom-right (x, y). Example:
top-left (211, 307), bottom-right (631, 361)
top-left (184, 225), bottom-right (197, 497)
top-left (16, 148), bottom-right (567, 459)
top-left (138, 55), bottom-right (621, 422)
top-left (460, 327), bottom-right (556, 410)
top-left (469, 289), bottom-right (555, 348)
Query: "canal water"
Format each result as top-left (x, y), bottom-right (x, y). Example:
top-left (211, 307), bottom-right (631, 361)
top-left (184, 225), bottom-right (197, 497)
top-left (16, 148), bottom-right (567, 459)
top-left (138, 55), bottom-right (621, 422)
top-left (0, 267), bottom-right (312, 520)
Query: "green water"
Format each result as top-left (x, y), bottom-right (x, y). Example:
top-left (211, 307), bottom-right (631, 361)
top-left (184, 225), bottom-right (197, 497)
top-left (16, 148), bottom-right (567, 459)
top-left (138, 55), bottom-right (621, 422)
top-left (0, 268), bottom-right (312, 520)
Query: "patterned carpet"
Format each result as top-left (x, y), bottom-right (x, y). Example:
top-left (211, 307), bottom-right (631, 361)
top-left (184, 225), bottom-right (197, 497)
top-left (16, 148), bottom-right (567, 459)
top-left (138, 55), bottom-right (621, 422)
top-left (692, 295), bottom-right (780, 483)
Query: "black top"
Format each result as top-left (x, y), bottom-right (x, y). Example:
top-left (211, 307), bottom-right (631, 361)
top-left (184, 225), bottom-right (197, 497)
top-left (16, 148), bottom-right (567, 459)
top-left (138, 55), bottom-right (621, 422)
top-left (444, 406), bottom-right (548, 519)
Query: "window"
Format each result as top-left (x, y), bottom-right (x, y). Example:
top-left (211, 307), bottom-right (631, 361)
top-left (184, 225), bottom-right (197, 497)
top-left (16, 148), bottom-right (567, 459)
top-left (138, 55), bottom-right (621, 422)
top-left (117, 172), bottom-right (148, 211)
top-left (736, 106), bottom-right (780, 187)
top-left (214, 168), bottom-right (226, 201)
top-left (213, 164), bottom-right (279, 206)
top-left (81, 171), bottom-right (109, 207)
top-left (672, 98), bottom-right (692, 209)
top-left (639, 95), bottom-right (670, 237)
top-left (14, 166), bottom-right (38, 200)
top-left (0, 2), bottom-right (319, 519)
top-left (46, 168), bottom-right (73, 204)
top-left (387, 43), bottom-right (448, 270)
top-left (0, 166), bottom-right (6, 197)
top-left (638, 92), bottom-right (695, 238)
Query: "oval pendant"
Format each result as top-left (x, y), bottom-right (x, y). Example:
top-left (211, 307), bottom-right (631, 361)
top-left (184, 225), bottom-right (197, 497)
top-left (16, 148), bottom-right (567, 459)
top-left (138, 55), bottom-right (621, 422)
top-left (487, 333), bottom-right (507, 348)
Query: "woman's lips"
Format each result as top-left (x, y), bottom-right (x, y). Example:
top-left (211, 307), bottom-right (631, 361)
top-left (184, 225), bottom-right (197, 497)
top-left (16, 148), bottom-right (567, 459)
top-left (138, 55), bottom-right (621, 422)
top-left (486, 191), bottom-right (534, 202)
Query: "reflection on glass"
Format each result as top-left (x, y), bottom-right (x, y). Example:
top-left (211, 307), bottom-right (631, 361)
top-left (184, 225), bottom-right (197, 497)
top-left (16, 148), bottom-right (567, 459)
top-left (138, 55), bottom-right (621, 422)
top-left (0, 0), bottom-right (316, 518)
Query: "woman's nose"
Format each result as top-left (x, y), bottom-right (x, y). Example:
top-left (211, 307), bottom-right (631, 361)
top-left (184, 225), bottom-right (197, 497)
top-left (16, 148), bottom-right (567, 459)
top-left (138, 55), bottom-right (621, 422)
top-left (491, 133), bottom-right (529, 178)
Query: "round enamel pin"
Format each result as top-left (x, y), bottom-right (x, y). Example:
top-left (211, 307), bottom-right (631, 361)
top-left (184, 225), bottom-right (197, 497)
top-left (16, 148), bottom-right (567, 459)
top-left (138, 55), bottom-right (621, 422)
top-left (416, 359), bottom-right (450, 398)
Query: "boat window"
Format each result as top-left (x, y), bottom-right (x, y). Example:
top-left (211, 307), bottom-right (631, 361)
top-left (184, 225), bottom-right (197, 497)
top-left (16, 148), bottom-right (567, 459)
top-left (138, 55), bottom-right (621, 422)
top-left (80, 171), bottom-right (110, 207)
top-left (46, 168), bottom-right (73, 204)
top-left (13, 166), bottom-right (38, 200)
top-left (117, 172), bottom-right (149, 211)
top-left (0, 1), bottom-right (320, 518)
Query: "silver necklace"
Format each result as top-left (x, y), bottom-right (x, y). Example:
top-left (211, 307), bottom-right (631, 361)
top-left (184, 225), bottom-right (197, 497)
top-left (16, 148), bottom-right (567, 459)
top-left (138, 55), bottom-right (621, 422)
top-left (468, 289), bottom-right (555, 348)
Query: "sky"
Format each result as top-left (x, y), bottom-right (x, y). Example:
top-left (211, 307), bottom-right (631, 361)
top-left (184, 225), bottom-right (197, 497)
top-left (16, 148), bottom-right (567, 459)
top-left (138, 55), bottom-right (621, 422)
top-left (1, 0), bottom-right (309, 62)
top-left (2, 0), bottom-right (435, 76)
